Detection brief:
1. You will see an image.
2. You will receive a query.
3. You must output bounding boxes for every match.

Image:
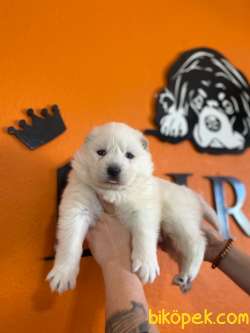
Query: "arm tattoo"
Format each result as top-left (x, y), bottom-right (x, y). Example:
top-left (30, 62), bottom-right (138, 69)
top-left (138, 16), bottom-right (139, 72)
top-left (105, 301), bottom-right (155, 333)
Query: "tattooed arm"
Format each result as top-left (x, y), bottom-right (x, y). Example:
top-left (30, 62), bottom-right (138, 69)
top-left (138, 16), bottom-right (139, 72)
top-left (103, 265), bottom-right (156, 333)
top-left (87, 214), bottom-right (159, 333)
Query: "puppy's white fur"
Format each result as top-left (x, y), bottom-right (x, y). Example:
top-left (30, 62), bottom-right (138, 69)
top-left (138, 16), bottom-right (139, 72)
top-left (47, 122), bottom-right (219, 293)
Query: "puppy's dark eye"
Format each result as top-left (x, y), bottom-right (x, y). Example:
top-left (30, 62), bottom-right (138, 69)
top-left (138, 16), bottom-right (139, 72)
top-left (126, 152), bottom-right (135, 159)
top-left (97, 149), bottom-right (106, 156)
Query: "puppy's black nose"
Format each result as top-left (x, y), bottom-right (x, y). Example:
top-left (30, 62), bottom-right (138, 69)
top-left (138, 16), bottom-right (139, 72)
top-left (107, 164), bottom-right (121, 178)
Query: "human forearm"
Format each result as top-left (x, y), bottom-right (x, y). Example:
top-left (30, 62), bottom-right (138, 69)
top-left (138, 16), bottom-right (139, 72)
top-left (87, 215), bottom-right (159, 332)
top-left (206, 237), bottom-right (250, 295)
top-left (202, 227), bottom-right (250, 295)
top-left (216, 245), bottom-right (250, 295)
top-left (102, 263), bottom-right (159, 333)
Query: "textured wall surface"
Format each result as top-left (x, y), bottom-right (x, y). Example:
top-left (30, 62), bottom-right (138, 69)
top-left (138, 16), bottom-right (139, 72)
top-left (0, 1), bottom-right (249, 332)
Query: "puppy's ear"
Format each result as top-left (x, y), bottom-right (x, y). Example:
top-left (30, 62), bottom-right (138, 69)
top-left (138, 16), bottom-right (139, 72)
top-left (84, 133), bottom-right (94, 144)
top-left (141, 136), bottom-right (149, 150)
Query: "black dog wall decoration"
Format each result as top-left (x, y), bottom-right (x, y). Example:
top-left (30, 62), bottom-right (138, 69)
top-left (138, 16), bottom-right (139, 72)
top-left (145, 48), bottom-right (250, 154)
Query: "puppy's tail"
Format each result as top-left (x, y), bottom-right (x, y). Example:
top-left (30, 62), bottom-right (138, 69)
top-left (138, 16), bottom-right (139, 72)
top-left (199, 195), bottom-right (220, 231)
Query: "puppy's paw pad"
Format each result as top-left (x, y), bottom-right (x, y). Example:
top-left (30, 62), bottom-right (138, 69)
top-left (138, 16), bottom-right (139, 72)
top-left (180, 281), bottom-right (192, 293)
top-left (46, 265), bottom-right (78, 294)
top-left (172, 275), bottom-right (185, 286)
top-left (172, 275), bottom-right (192, 293)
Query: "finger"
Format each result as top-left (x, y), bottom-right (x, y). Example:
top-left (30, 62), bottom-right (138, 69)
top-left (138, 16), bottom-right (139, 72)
top-left (86, 230), bottom-right (94, 244)
top-left (99, 212), bottom-right (110, 223)
top-left (103, 213), bottom-right (118, 227)
top-left (85, 233), bottom-right (91, 242)
top-left (158, 241), bottom-right (169, 252)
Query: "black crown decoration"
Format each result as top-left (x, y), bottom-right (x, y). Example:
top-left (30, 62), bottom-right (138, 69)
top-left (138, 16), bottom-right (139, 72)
top-left (7, 104), bottom-right (66, 150)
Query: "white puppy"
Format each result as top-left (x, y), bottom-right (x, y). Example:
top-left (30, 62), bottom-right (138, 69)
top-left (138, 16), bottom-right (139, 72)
top-left (47, 122), bottom-right (219, 293)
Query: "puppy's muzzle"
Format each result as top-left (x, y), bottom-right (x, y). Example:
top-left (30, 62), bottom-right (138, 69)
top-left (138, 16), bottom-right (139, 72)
top-left (107, 164), bottom-right (121, 180)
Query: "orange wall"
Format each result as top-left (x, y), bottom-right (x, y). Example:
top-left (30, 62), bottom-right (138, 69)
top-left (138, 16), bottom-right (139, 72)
top-left (0, 1), bottom-right (249, 332)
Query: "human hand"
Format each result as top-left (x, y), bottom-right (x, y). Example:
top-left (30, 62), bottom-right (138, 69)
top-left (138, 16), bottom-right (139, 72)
top-left (159, 226), bottom-right (226, 264)
top-left (86, 213), bottom-right (131, 272)
top-left (201, 225), bottom-right (227, 262)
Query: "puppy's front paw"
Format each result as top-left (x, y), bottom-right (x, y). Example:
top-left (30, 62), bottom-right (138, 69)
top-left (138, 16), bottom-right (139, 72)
top-left (160, 112), bottom-right (188, 137)
top-left (132, 253), bottom-right (160, 284)
top-left (46, 264), bottom-right (79, 294)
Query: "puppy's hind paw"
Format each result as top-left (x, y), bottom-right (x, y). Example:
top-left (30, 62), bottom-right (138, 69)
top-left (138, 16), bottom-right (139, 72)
top-left (172, 274), bottom-right (192, 293)
top-left (46, 264), bottom-right (79, 294)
